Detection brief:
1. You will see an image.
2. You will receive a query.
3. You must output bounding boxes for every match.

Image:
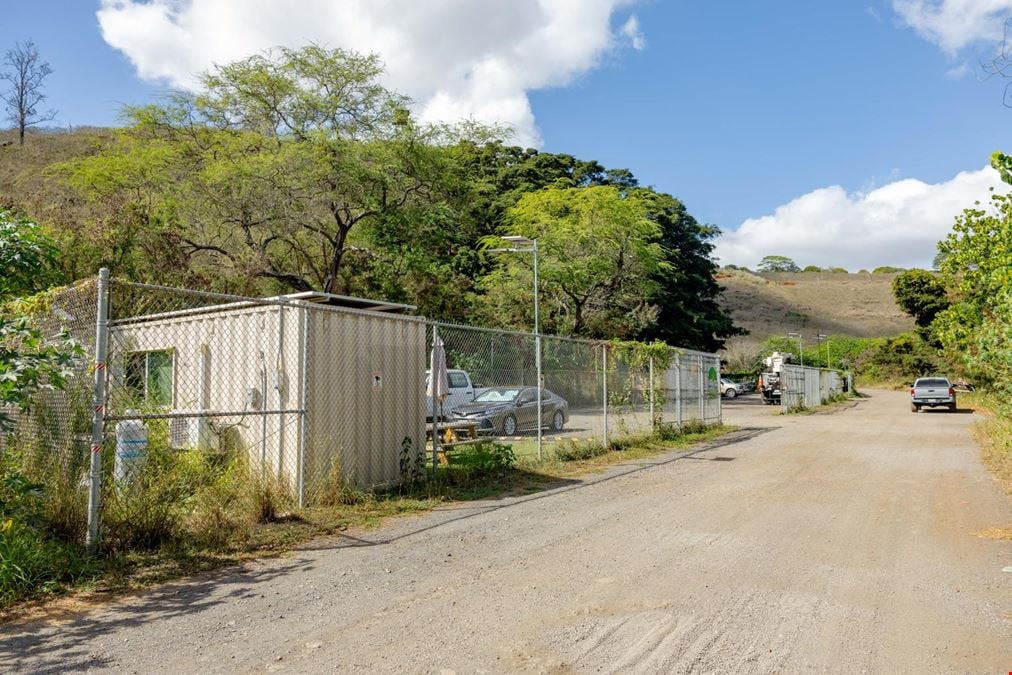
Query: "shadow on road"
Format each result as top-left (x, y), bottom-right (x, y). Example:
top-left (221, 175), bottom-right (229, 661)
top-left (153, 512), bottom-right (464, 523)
top-left (0, 559), bottom-right (311, 672)
top-left (303, 426), bottom-right (777, 553)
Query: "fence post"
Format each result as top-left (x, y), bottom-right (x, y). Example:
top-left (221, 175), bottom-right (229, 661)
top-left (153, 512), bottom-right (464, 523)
top-left (648, 355), bottom-right (655, 432)
top-left (697, 353), bottom-right (704, 422)
top-left (86, 268), bottom-right (110, 556)
top-left (602, 344), bottom-right (609, 448)
top-left (535, 333), bottom-right (542, 461)
top-left (297, 304), bottom-right (310, 508)
top-left (430, 324), bottom-right (439, 480)
top-left (715, 356), bottom-right (722, 425)
top-left (675, 353), bottom-right (682, 428)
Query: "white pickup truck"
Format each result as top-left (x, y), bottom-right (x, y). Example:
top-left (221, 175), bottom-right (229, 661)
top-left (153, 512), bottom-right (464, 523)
top-left (424, 369), bottom-right (490, 419)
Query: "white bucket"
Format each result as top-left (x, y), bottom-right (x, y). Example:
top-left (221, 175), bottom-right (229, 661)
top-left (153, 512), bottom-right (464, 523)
top-left (115, 417), bottom-right (148, 484)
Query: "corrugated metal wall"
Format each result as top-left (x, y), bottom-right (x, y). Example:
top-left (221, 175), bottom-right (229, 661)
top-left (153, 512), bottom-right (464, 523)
top-left (304, 305), bottom-right (427, 491)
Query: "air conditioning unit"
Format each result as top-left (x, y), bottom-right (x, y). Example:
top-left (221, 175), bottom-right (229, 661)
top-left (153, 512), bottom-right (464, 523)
top-left (169, 412), bottom-right (217, 451)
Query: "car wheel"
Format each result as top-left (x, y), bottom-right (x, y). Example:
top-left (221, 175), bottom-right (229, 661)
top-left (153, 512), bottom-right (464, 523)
top-left (501, 414), bottom-right (517, 436)
top-left (724, 388), bottom-right (737, 399)
top-left (552, 410), bottom-right (565, 431)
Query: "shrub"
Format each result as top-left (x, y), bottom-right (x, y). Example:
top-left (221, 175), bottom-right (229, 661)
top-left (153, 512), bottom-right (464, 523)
top-left (448, 442), bottom-right (516, 478)
top-left (554, 438), bottom-right (608, 461)
top-left (0, 519), bottom-right (92, 607)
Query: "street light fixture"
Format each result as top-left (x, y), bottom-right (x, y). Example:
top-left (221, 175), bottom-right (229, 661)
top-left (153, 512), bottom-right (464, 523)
top-left (816, 333), bottom-right (830, 370)
top-left (787, 332), bottom-right (804, 367)
top-left (488, 235), bottom-right (542, 460)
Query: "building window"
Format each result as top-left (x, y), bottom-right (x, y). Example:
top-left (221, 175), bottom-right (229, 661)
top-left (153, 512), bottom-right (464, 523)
top-left (125, 350), bottom-right (174, 407)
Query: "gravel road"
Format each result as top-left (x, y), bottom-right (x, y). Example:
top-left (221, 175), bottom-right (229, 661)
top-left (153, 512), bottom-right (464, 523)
top-left (3, 389), bottom-right (1010, 673)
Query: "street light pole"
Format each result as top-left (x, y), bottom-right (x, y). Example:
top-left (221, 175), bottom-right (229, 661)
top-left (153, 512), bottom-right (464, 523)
top-left (532, 239), bottom-right (542, 461)
top-left (788, 332), bottom-right (804, 367)
top-left (491, 235), bottom-right (542, 460)
top-left (816, 333), bottom-right (829, 369)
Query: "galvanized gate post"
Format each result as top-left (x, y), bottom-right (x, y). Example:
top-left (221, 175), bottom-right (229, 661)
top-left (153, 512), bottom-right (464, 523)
top-left (86, 268), bottom-right (110, 555)
top-left (648, 355), bottom-right (655, 431)
top-left (602, 344), bottom-right (609, 448)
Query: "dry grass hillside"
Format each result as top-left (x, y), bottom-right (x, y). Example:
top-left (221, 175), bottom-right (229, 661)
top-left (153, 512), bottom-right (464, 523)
top-left (718, 268), bottom-right (913, 351)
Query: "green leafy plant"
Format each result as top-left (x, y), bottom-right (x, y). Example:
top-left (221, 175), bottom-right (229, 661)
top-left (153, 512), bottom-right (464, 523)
top-left (0, 317), bottom-right (84, 431)
top-left (0, 211), bottom-right (62, 301)
top-left (448, 442), bottom-right (516, 479)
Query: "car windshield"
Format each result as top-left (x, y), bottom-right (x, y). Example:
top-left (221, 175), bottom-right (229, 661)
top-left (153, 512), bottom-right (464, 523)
top-left (916, 378), bottom-right (949, 387)
top-left (474, 388), bottom-right (522, 403)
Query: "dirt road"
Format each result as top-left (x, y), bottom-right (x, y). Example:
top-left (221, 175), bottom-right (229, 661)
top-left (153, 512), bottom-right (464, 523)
top-left (3, 390), bottom-right (1010, 673)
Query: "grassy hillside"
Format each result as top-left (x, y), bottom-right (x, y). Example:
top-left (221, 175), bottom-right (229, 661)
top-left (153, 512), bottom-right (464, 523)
top-left (717, 268), bottom-right (913, 351)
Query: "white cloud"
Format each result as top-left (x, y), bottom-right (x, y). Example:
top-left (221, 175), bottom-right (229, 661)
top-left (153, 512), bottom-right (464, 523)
top-left (620, 15), bottom-right (646, 50)
top-left (97, 0), bottom-right (644, 146)
top-left (892, 0), bottom-right (1012, 54)
top-left (715, 166), bottom-right (1007, 270)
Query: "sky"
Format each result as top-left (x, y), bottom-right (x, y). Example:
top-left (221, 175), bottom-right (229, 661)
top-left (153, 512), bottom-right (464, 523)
top-left (2, 0), bottom-right (1010, 270)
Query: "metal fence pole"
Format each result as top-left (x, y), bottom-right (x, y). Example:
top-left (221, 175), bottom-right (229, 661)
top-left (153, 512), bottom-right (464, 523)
top-left (715, 356), bottom-right (722, 424)
top-left (648, 355), bottom-right (655, 431)
top-left (535, 333), bottom-right (542, 461)
top-left (675, 354), bottom-right (682, 428)
top-left (602, 344), bottom-right (609, 448)
top-left (86, 268), bottom-right (110, 555)
top-left (297, 304), bottom-right (309, 508)
top-left (430, 324), bottom-right (439, 480)
top-left (697, 353), bottom-right (704, 422)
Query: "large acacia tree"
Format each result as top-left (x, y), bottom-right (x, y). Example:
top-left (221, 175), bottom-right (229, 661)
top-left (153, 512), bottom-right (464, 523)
top-left (70, 46), bottom-right (452, 294)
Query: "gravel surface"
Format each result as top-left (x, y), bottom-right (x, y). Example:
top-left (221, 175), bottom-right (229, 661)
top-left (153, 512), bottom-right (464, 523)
top-left (3, 390), bottom-right (1010, 673)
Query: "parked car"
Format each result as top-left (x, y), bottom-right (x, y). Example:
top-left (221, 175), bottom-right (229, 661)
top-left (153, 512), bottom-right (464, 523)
top-left (449, 386), bottom-right (569, 436)
top-left (720, 378), bottom-right (744, 399)
top-left (424, 369), bottom-right (490, 419)
top-left (910, 377), bottom-right (956, 412)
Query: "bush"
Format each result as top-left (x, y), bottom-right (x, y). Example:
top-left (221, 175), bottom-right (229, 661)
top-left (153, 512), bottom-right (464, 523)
top-left (448, 442), bottom-right (516, 479)
top-left (0, 519), bottom-right (92, 607)
top-left (554, 438), bottom-right (608, 461)
top-left (655, 419), bottom-right (707, 441)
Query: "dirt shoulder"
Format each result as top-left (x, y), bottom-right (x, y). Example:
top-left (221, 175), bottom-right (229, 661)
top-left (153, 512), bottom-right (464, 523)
top-left (2, 390), bottom-right (1009, 673)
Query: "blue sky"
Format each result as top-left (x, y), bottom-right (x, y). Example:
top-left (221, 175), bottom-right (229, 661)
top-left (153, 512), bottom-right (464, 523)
top-left (3, 1), bottom-right (1009, 269)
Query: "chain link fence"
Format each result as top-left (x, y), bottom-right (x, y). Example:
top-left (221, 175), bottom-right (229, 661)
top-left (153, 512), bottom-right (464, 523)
top-left (3, 272), bottom-right (722, 552)
top-left (0, 280), bottom-right (98, 545)
top-left (780, 364), bottom-right (843, 411)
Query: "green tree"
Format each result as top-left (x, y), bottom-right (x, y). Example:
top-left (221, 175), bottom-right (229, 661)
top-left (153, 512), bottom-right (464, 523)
top-left (932, 151), bottom-right (1012, 385)
top-left (481, 186), bottom-right (664, 337)
top-left (757, 255), bottom-right (800, 273)
top-left (873, 266), bottom-right (906, 274)
top-left (891, 269), bottom-right (949, 328)
top-left (636, 190), bottom-right (743, 351)
top-left (802, 265), bottom-right (823, 272)
top-left (68, 45), bottom-right (454, 294)
top-left (937, 194), bottom-right (1012, 311)
top-left (0, 211), bottom-right (61, 300)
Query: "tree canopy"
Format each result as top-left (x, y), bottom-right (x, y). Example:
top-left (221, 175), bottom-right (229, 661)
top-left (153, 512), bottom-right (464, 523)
top-left (18, 46), bottom-right (742, 351)
top-left (757, 255), bottom-right (800, 273)
top-left (891, 269), bottom-right (949, 328)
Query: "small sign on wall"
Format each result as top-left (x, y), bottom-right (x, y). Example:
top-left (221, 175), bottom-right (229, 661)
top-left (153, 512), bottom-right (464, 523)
top-left (372, 371), bottom-right (383, 390)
